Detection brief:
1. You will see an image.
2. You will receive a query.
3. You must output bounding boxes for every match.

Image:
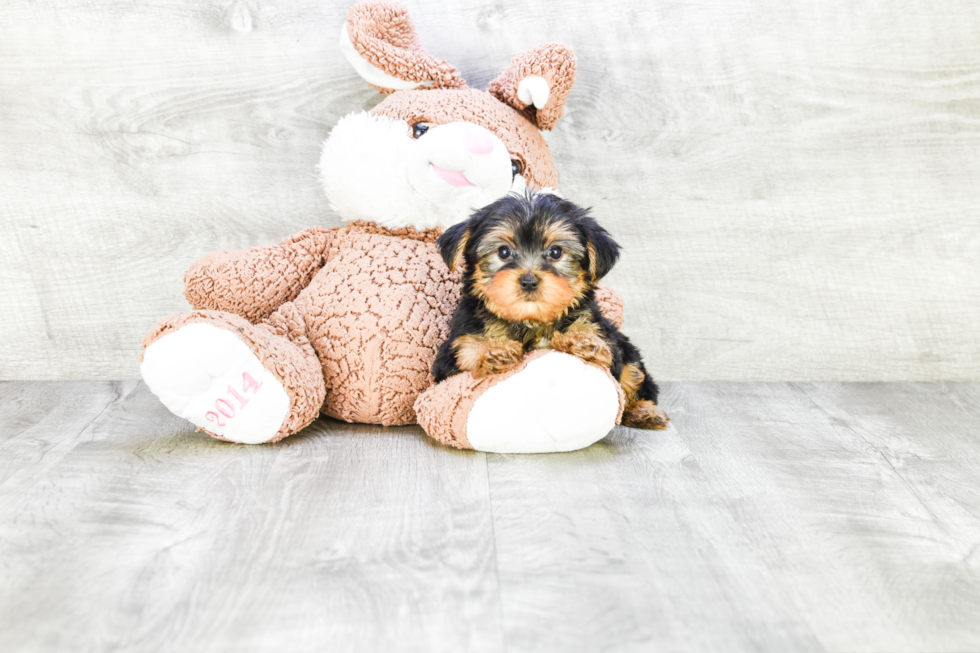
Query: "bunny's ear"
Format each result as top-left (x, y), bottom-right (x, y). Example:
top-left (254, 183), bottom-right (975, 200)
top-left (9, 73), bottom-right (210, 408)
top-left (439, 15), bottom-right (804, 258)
top-left (488, 44), bottom-right (577, 130)
top-left (341, 1), bottom-right (467, 95)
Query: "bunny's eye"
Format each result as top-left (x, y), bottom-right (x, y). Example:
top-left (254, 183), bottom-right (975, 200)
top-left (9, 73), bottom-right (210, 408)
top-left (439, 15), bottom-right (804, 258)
top-left (412, 123), bottom-right (430, 139)
top-left (511, 160), bottom-right (523, 178)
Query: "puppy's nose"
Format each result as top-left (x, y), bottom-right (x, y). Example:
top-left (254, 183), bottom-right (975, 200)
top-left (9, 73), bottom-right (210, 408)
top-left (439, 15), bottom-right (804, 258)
top-left (520, 273), bottom-right (539, 291)
top-left (465, 128), bottom-right (493, 155)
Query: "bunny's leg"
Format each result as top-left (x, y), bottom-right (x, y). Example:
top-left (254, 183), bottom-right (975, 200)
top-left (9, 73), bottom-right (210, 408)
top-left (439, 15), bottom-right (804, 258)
top-left (414, 350), bottom-right (624, 453)
top-left (184, 227), bottom-right (341, 323)
top-left (141, 302), bottom-right (325, 444)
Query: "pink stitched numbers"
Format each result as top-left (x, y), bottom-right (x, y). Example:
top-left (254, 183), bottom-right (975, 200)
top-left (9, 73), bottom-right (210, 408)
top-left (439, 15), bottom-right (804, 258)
top-left (205, 372), bottom-right (264, 427)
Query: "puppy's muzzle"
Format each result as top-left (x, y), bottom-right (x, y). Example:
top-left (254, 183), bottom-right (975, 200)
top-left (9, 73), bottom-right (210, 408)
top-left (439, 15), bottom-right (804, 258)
top-left (520, 273), bottom-right (540, 292)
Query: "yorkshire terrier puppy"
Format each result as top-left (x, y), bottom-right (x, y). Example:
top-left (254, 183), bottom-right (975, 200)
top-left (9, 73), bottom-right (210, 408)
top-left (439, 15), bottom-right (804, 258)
top-left (432, 192), bottom-right (669, 430)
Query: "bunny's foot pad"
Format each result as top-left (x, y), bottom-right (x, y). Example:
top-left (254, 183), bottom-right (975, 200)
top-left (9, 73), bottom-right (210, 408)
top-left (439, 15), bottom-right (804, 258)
top-left (141, 323), bottom-right (290, 444)
top-left (416, 350), bottom-right (624, 454)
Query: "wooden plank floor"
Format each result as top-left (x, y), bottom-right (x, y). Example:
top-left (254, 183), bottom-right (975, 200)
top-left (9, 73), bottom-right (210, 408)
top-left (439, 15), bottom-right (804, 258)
top-left (1, 381), bottom-right (978, 653)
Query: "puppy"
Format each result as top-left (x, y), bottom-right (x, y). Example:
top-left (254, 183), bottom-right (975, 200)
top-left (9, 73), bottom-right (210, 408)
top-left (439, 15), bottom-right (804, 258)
top-left (432, 192), bottom-right (669, 430)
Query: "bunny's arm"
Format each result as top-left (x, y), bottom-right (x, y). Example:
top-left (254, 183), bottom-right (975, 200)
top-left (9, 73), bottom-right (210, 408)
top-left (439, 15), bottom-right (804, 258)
top-left (594, 285), bottom-right (625, 330)
top-left (184, 227), bottom-right (343, 323)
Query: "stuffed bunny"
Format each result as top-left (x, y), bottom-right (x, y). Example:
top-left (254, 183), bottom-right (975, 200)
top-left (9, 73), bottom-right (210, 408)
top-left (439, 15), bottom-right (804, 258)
top-left (140, 1), bottom-right (628, 453)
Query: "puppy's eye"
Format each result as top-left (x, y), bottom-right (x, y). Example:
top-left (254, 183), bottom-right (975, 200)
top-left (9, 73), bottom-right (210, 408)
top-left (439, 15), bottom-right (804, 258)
top-left (498, 246), bottom-right (512, 260)
top-left (511, 160), bottom-right (523, 178)
top-left (547, 246), bottom-right (563, 260)
top-left (412, 123), bottom-right (430, 139)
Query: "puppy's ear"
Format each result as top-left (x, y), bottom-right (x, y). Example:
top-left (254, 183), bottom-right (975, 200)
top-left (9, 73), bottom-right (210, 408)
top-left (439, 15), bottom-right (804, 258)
top-left (438, 222), bottom-right (470, 272)
top-left (580, 219), bottom-right (621, 282)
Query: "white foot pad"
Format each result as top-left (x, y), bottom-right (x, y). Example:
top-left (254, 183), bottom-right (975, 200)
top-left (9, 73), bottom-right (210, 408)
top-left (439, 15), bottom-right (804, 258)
top-left (466, 352), bottom-right (620, 454)
top-left (141, 323), bottom-right (290, 444)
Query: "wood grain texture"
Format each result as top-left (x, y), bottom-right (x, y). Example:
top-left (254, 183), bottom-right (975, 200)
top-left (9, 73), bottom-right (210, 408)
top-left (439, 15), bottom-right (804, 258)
top-left (488, 381), bottom-right (980, 652)
top-left (3, 381), bottom-right (980, 652)
top-left (796, 381), bottom-right (980, 650)
top-left (656, 382), bottom-right (980, 652)
top-left (0, 381), bottom-right (501, 653)
top-left (1, 0), bottom-right (979, 380)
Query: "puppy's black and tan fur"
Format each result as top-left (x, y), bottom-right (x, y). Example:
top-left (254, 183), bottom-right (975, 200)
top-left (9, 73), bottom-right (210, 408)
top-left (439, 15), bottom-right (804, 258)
top-left (432, 192), bottom-right (668, 430)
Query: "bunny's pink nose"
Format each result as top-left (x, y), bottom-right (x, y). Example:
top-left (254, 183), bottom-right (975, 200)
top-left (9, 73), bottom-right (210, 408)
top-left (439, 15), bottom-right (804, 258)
top-left (465, 128), bottom-right (494, 155)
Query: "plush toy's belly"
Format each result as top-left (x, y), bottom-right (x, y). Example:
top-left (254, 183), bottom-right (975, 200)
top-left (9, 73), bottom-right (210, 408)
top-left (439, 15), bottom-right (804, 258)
top-left (300, 232), bottom-right (461, 425)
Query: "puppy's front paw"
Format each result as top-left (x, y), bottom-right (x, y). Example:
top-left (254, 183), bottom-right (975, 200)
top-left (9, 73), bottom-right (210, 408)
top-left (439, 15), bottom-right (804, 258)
top-left (454, 336), bottom-right (524, 378)
top-left (551, 330), bottom-right (614, 368)
top-left (622, 400), bottom-right (670, 430)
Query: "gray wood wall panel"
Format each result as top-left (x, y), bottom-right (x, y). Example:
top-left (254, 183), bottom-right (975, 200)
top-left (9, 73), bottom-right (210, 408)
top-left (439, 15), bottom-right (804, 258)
top-left (1, 0), bottom-right (978, 380)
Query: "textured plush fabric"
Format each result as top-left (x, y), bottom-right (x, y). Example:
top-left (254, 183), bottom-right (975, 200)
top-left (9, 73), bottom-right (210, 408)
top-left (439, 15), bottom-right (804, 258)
top-left (184, 227), bottom-right (340, 323)
top-left (346, 0), bottom-right (577, 189)
top-left (152, 220), bottom-right (627, 440)
top-left (594, 285), bottom-right (625, 330)
top-left (180, 223), bottom-right (462, 426)
top-left (301, 226), bottom-right (461, 424)
top-left (142, 307), bottom-right (325, 442)
top-left (372, 89), bottom-right (559, 189)
top-left (414, 349), bottom-right (626, 450)
top-left (346, 1), bottom-right (466, 94)
top-left (488, 44), bottom-right (577, 131)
